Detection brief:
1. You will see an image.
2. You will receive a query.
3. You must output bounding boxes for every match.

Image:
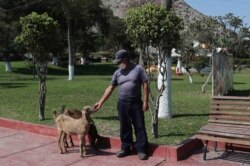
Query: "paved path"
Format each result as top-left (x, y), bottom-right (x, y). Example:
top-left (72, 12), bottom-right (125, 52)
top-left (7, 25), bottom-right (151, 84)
top-left (0, 126), bottom-right (249, 166)
top-left (0, 127), bottom-right (164, 166)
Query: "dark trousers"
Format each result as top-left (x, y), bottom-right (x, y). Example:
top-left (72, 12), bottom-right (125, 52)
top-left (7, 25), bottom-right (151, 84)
top-left (117, 98), bottom-right (148, 153)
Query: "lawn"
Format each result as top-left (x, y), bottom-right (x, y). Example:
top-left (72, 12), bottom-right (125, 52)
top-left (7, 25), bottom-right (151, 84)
top-left (0, 61), bottom-right (249, 145)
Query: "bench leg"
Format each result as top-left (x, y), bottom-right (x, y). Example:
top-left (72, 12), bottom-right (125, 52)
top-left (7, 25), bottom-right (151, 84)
top-left (225, 143), bottom-right (234, 152)
top-left (203, 140), bottom-right (208, 160)
top-left (230, 143), bottom-right (234, 152)
top-left (214, 141), bottom-right (217, 152)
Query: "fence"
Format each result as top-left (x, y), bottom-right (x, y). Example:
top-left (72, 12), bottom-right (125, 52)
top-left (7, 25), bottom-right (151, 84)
top-left (213, 52), bottom-right (234, 95)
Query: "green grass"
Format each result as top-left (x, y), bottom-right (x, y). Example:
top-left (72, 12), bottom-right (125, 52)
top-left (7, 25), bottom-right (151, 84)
top-left (0, 61), bottom-right (249, 145)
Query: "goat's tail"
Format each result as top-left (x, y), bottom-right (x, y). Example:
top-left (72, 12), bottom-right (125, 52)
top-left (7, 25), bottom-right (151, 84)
top-left (53, 110), bottom-right (57, 121)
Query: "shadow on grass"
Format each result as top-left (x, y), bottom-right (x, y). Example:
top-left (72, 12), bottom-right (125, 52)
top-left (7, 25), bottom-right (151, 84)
top-left (94, 116), bottom-right (119, 121)
top-left (226, 89), bottom-right (250, 96)
top-left (193, 82), bottom-right (212, 85)
top-left (0, 82), bottom-right (31, 89)
top-left (13, 64), bottom-right (117, 76)
top-left (172, 78), bottom-right (184, 81)
top-left (173, 113), bottom-right (210, 118)
top-left (233, 82), bottom-right (246, 85)
top-left (159, 132), bottom-right (187, 137)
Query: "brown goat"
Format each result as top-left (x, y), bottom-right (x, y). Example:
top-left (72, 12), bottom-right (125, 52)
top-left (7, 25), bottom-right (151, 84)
top-left (61, 105), bottom-right (100, 149)
top-left (53, 106), bottom-right (93, 157)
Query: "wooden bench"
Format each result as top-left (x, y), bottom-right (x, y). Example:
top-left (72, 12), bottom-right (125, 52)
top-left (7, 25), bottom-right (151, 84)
top-left (196, 96), bottom-right (250, 160)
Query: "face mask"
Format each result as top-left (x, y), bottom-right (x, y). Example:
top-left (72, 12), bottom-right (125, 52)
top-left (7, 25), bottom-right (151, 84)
top-left (118, 63), bottom-right (126, 69)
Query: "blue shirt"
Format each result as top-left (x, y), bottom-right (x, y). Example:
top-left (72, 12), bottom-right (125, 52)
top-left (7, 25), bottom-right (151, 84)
top-left (111, 63), bottom-right (149, 100)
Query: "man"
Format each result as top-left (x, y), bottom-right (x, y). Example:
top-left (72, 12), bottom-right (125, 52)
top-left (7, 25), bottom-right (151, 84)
top-left (93, 49), bottom-right (149, 160)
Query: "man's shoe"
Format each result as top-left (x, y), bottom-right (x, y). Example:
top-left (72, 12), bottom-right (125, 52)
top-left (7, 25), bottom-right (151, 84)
top-left (138, 152), bottom-right (148, 160)
top-left (116, 149), bottom-right (130, 158)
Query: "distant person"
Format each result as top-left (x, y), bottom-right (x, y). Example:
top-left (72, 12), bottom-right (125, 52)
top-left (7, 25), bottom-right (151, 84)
top-left (93, 49), bottom-right (149, 160)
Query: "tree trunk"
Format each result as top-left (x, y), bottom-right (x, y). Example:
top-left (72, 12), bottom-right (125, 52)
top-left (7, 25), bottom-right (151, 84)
top-left (201, 71), bottom-right (212, 93)
top-left (37, 63), bottom-right (47, 121)
top-left (157, 55), bottom-right (173, 118)
top-left (4, 61), bottom-right (12, 72)
top-left (187, 70), bottom-right (193, 84)
top-left (139, 51), bottom-right (144, 66)
top-left (158, 0), bottom-right (173, 119)
top-left (67, 19), bottom-right (74, 80)
top-left (151, 84), bottom-right (165, 138)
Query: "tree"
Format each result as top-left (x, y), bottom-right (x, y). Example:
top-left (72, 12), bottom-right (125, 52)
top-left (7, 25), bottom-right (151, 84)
top-left (156, 0), bottom-right (176, 119)
top-left (216, 13), bottom-right (250, 61)
top-left (176, 29), bottom-right (196, 83)
top-left (0, 0), bottom-right (25, 72)
top-left (0, 7), bottom-right (12, 72)
top-left (16, 12), bottom-right (59, 120)
top-left (187, 14), bottom-right (250, 93)
top-left (102, 9), bottom-right (128, 51)
top-left (58, 0), bottom-right (110, 80)
top-left (73, 1), bottom-right (110, 57)
top-left (125, 3), bottom-right (182, 137)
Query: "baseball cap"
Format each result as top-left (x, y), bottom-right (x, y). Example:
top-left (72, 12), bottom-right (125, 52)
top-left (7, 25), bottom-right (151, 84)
top-left (113, 49), bottom-right (129, 64)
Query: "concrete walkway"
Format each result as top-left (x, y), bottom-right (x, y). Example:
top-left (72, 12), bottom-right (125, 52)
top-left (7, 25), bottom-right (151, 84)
top-left (0, 126), bottom-right (249, 166)
top-left (0, 127), bottom-right (165, 166)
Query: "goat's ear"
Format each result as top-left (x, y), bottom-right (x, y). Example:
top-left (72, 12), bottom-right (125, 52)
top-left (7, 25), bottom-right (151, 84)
top-left (52, 110), bottom-right (57, 120)
top-left (61, 105), bottom-right (66, 113)
top-left (53, 109), bottom-right (57, 115)
top-left (82, 106), bottom-right (92, 113)
top-left (81, 109), bottom-right (88, 119)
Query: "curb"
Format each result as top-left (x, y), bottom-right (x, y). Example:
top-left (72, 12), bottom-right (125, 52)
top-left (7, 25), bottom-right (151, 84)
top-left (0, 117), bottom-right (203, 161)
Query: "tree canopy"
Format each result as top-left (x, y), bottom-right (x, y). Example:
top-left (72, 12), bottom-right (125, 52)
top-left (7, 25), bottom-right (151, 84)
top-left (125, 3), bottom-right (183, 55)
top-left (16, 12), bottom-right (59, 62)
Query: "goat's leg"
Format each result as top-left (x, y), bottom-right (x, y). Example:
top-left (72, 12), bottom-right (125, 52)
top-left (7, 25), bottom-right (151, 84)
top-left (82, 136), bottom-right (86, 156)
top-left (63, 134), bottom-right (69, 148)
top-left (60, 132), bottom-right (67, 153)
top-left (78, 134), bottom-right (85, 157)
top-left (58, 130), bottom-right (64, 154)
top-left (69, 135), bottom-right (74, 147)
top-left (89, 123), bottom-right (100, 149)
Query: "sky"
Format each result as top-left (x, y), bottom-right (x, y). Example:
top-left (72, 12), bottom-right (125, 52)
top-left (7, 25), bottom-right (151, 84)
top-left (184, 0), bottom-right (250, 26)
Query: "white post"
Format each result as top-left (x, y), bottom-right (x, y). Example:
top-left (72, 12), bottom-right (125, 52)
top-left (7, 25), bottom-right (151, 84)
top-left (175, 57), bottom-right (182, 75)
top-left (157, 55), bottom-right (172, 118)
top-left (4, 61), bottom-right (12, 72)
top-left (52, 57), bottom-right (59, 65)
top-left (68, 65), bottom-right (74, 80)
top-left (81, 57), bottom-right (86, 65)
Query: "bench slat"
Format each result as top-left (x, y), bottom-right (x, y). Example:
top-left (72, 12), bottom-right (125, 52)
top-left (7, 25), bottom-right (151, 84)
top-left (212, 96), bottom-right (250, 100)
top-left (207, 122), bottom-right (250, 129)
top-left (208, 119), bottom-right (250, 126)
top-left (211, 106), bottom-right (250, 111)
top-left (196, 134), bottom-right (250, 146)
top-left (212, 100), bottom-right (250, 106)
top-left (198, 130), bottom-right (250, 139)
top-left (210, 115), bottom-right (250, 122)
top-left (211, 111), bottom-right (250, 116)
top-left (200, 125), bottom-right (250, 136)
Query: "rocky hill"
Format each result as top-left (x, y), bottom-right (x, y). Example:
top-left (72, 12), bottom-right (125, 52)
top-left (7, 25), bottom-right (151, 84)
top-left (102, 0), bottom-right (207, 26)
top-left (172, 0), bottom-right (207, 25)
